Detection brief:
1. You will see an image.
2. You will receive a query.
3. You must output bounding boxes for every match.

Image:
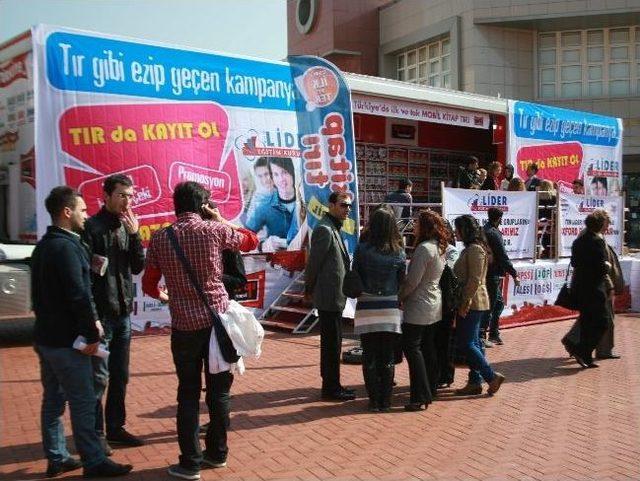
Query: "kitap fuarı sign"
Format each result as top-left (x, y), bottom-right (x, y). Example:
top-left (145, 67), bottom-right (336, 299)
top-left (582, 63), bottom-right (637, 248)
top-left (508, 100), bottom-right (623, 195)
top-left (32, 24), bottom-right (357, 325)
top-left (442, 187), bottom-right (537, 259)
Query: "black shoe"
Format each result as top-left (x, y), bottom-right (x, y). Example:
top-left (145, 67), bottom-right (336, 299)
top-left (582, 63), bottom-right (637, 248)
top-left (367, 400), bottom-right (380, 412)
top-left (586, 362), bottom-right (600, 368)
top-left (46, 457), bottom-right (82, 478)
top-left (201, 452), bottom-right (227, 469)
top-left (107, 428), bottom-right (144, 447)
top-left (596, 353), bottom-right (621, 360)
top-left (489, 335), bottom-right (504, 345)
top-left (99, 436), bottom-right (113, 457)
top-left (321, 389), bottom-right (356, 401)
top-left (573, 353), bottom-right (589, 368)
top-left (167, 464), bottom-right (200, 480)
top-left (404, 403), bottom-right (426, 412)
top-left (83, 459), bottom-right (133, 478)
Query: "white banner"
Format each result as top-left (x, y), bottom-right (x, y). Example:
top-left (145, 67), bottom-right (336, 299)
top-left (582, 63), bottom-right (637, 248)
top-left (558, 192), bottom-right (624, 257)
top-left (500, 258), bottom-right (632, 323)
top-left (442, 187), bottom-right (537, 259)
top-left (508, 100), bottom-right (623, 196)
top-left (352, 94), bottom-right (490, 129)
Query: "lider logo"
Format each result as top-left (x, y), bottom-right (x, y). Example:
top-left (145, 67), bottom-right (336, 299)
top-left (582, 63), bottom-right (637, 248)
top-left (578, 198), bottom-right (605, 213)
top-left (468, 194), bottom-right (509, 212)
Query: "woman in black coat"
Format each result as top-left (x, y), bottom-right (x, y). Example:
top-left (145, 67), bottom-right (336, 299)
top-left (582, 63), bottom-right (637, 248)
top-left (569, 210), bottom-right (612, 368)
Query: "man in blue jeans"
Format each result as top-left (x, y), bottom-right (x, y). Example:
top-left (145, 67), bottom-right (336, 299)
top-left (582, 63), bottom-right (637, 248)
top-left (83, 174), bottom-right (145, 450)
top-left (32, 186), bottom-right (132, 478)
top-left (481, 207), bottom-right (520, 346)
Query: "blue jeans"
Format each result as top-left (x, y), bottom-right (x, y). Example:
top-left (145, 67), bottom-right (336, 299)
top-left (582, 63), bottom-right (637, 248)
top-left (35, 345), bottom-right (105, 469)
top-left (93, 314), bottom-right (131, 436)
top-left (481, 276), bottom-right (504, 338)
top-left (456, 310), bottom-right (496, 385)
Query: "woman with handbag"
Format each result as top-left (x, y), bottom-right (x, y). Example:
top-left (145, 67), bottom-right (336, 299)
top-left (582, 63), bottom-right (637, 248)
top-left (452, 215), bottom-right (505, 396)
top-left (352, 205), bottom-right (406, 412)
top-left (398, 210), bottom-right (447, 411)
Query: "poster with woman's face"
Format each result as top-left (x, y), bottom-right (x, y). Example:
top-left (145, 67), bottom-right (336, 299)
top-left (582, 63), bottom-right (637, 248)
top-left (228, 110), bottom-right (306, 252)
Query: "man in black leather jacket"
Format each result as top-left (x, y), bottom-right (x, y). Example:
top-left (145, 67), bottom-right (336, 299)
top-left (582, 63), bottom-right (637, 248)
top-left (83, 174), bottom-right (145, 449)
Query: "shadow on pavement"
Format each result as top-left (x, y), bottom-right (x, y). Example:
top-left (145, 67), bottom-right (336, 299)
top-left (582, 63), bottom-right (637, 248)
top-left (490, 356), bottom-right (583, 383)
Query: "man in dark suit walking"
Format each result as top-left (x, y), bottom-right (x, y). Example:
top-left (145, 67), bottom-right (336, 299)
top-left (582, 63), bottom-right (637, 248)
top-left (305, 191), bottom-right (355, 401)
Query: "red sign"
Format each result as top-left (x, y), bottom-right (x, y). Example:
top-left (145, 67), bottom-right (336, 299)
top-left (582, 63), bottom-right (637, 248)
top-left (59, 103), bottom-right (242, 243)
top-left (236, 270), bottom-right (266, 308)
top-left (516, 142), bottom-right (583, 184)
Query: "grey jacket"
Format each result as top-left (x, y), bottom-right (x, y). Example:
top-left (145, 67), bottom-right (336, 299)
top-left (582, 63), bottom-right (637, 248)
top-left (305, 215), bottom-right (348, 312)
top-left (399, 240), bottom-right (445, 326)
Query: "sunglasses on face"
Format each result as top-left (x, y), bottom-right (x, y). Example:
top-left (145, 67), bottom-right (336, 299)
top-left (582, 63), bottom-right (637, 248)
top-left (339, 202), bottom-right (352, 209)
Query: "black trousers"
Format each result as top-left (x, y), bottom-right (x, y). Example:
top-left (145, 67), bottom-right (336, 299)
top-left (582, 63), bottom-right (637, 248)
top-left (435, 313), bottom-right (455, 386)
top-left (420, 322), bottom-right (440, 396)
top-left (575, 305), bottom-right (610, 364)
top-left (319, 310), bottom-right (343, 393)
top-left (171, 328), bottom-right (233, 470)
top-left (360, 332), bottom-right (398, 408)
top-left (563, 299), bottom-right (615, 357)
top-left (402, 323), bottom-right (433, 405)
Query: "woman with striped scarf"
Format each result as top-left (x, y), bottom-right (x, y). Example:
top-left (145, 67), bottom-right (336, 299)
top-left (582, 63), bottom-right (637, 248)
top-left (352, 205), bottom-right (407, 412)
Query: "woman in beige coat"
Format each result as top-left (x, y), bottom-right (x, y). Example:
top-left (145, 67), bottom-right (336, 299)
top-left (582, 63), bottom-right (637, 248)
top-left (452, 215), bottom-right (505, 396)
top-left (399, 210), bottom-right (447, 411)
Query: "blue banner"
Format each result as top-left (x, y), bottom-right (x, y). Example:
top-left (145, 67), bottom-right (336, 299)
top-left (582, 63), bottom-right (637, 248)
top-left (287, 55), bottom-right (359, 253)
top-left (512, 100), bottom-right (621, 147)
top-left (46, 31), bottom-right (297, 110)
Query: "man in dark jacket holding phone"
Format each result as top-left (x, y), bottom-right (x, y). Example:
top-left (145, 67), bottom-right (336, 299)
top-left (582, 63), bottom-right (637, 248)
top-left (32, 186), bottom-right (132, 478)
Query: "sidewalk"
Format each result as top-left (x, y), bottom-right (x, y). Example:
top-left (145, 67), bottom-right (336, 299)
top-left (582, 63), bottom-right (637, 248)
top-left (2, 315), bottom-right (639, 481)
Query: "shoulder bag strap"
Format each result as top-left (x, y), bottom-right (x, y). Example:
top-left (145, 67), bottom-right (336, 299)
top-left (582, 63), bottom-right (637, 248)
top-left (166, 226), bottom-right (226, 329)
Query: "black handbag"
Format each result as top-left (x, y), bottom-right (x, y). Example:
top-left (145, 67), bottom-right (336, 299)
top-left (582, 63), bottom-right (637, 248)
top-left (554, 267), bottom-right (578, 310)
top-left (439, 264), bottom-right (462, 315)
top-left (342, 269), bottom-right (364, 298)
top-left (166, 227), bottom-right (240, 363)
top-left (222, 249), bottom-right (247, 299)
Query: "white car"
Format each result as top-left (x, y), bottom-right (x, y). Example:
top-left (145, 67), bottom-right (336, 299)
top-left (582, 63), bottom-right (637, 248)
top-left (0, 243), bottom-right (36, 341)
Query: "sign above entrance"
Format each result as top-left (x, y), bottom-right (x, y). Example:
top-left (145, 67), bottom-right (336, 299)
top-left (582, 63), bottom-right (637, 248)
top-left (351, 94), bottom-right (490, 129)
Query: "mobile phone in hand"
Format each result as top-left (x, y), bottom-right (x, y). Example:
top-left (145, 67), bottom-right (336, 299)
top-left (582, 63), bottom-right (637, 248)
top-left (201, 200), bottom-right (218, 220)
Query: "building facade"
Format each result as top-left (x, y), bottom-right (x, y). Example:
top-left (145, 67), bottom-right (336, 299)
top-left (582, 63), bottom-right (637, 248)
top-left (289, 0), bottom-right (640, 168)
